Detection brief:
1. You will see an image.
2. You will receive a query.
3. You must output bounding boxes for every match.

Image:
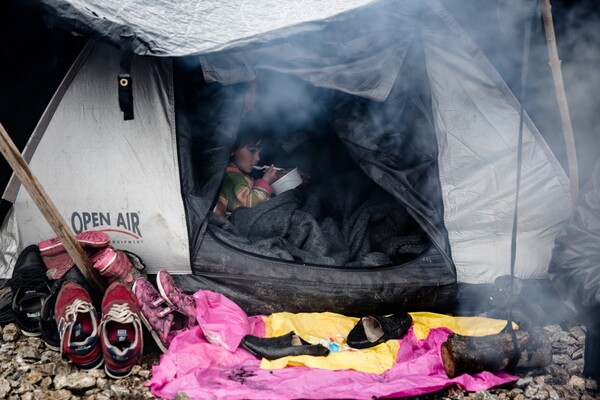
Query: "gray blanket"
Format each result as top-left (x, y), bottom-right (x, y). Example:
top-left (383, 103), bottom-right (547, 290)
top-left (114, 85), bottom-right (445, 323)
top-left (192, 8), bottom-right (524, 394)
top-left (208, 171), bottom-right (428, 267)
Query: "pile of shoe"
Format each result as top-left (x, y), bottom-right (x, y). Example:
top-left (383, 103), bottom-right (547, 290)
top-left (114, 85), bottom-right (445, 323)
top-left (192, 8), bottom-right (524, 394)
top-left (55, 280), bottom-right (143, 378)
top-left (241, 313), bottom-right (413, 360)
top-left (10, 230), bottom-right (147, 378)
top-left (132, 269), bottom-right (198, 353)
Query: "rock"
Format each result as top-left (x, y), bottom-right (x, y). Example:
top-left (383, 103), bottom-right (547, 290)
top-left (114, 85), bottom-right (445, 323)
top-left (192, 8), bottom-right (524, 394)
top-left (0, 378), bottom-right (11, 398)
top-left (53, 372), bottom-right (96, 390)
top-left (2, 324), bottom-right (20, 342)
top-left (524, 384), bottom-right (538, 397)
top-left (568, 375), bottom-right (586, 391)
top-left (569, 326), bottom-right (586, 344)
top-left (39, 376), bottom-right (52, 390)
top-left (37, 362), bottom-right (57, 376)
top-left (585, 377), bottom-right (598, 391)
top-left (110, 384), bottom-right (131, 398)
top-left (14, 380), bottom-right (35, 394)
top-left (515, 377), bottom-right (532, 387)
top-left (551, 354), bottom-right (572, 365)
top-left (26, 370), bottom-right (43, 384)
top-left (176, 392), bottom-right (191, 400)
top-left (570, 348), bottom-right (584, 360)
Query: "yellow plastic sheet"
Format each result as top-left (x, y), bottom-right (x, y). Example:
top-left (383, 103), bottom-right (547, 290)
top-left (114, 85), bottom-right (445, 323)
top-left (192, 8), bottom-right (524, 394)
top-left (260, 311), bottom-right (517, 374)
top-left (262, 312), bottom-right (399, 374)
top-left (410, 312), bottom-right (518, 340)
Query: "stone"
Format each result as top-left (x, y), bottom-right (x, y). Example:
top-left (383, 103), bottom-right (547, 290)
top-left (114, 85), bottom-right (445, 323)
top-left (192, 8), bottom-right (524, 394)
top-left (551, 354), bottom-right (572, 365)
top-left (37, 362), bottom-right (57, 376)
top-left (570, 348), bottom-right (584, 360)
top-left (110, 384), bottom-right (131, 397)
top-left (176, 392), bottom-right (191, 400)
top-left (524, 384), bottom-right (538, 397)
top-left (569, 326), bottom-right (586, 344)
top-left (585, 378), bottom-right (598, 391)
top-left (0, 378), bottom-right (11, 398)
top-left (568, 375), bottom-right (586, 391)
top-left (39, 376), bottom-right (52, 390)
top-left (53, 372), bottom-right (96, 390)
top-left (14, 380), bottom-right (35, 394)
top-left (515, 377), bottom-right (532, 387)
top-left (26, 370), bottom-right (43, 384)
top-left (2, 324), bottom-right (20, 342)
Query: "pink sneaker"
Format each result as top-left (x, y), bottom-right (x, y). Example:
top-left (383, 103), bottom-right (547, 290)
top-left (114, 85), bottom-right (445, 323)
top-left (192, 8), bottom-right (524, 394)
top-left (132, 278), bottom-right (189, 353)
top-left (39, 231), bottom-right (110, 279)
top-left (92, 247), bottom-right (134, 283)
top-left (99, 281), bottom-right (143, 379)
top-left (156, 269), bottom-right (198, 328)
top-left (54, 281), bottom-right (103, 370)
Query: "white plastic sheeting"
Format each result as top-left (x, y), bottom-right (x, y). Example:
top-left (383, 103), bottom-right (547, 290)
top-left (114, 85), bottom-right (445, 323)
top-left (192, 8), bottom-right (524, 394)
top-left (424, 29), bottom-right (571, 283)
top-left (6, 43), bottom-right (190, 275)
top-left (27, 0), bottom-right (375, 56)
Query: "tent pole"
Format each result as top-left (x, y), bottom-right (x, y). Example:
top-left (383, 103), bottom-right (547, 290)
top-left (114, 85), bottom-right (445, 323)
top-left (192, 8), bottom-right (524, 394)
top-left (540, 0), bottom-right (579, 204)
top-left (0, 122), bottom-right (105, 295)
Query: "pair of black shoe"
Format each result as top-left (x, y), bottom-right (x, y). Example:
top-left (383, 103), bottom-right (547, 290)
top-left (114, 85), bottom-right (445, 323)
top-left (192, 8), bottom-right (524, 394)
top-left (11, 245), bottom-right (95, 350)
top-left (241, 312), bottom-right (412, 360)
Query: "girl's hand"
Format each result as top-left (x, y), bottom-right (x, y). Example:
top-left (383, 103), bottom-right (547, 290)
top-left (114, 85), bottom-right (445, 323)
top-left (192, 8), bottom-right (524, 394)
top-left (262, 165), bottom-right (279, 184)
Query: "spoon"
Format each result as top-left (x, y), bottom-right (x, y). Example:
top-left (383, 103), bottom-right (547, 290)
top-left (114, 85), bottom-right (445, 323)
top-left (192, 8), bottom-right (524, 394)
top-left (253, 165), bottom-right (285, 171)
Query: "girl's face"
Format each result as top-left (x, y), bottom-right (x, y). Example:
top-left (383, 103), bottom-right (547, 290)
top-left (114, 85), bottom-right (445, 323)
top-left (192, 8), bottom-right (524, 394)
top-left (232, 142), bottom-right (262, 173)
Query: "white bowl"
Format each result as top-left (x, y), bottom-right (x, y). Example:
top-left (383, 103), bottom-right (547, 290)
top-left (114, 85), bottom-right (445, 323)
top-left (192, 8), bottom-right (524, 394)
top-left (271, 168), bottom-right (302, 195)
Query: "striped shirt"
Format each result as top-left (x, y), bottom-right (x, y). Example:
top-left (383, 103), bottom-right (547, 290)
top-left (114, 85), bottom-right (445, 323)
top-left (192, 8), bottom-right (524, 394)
top-left (215, 164), bottom-right (273, 217)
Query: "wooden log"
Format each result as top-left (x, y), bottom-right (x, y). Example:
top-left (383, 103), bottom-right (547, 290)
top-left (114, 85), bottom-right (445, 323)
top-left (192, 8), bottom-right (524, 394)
top-left (0, 122), bottom-right (105, 296)
top-left (441, 328), bottom-right (551, 378)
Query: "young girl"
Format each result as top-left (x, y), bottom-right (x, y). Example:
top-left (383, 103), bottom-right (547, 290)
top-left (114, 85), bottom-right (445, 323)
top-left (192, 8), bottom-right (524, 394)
top-left (214, 134), bottom-right (281, 217)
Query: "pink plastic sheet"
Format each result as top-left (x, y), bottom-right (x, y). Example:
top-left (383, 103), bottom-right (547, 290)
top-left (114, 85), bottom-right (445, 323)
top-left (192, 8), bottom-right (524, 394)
top-left (148, 291), bottom-right (517, 399)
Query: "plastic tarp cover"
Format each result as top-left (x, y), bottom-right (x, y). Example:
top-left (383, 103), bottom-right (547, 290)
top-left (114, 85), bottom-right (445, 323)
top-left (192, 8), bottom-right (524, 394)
top-left (549, 159), bottom-right (600, 322)
top-left (0, 208), bottom-right (19, 278)
top-left (25, 0), bottom-right (377, 56)
top-left (423, 17), bottom-right (571, 283)
top-left (9, 43), bottom-right (190, 274)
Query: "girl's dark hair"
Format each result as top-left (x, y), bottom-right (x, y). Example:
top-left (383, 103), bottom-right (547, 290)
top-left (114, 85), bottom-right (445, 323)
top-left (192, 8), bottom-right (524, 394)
top-left (231, 129), bottom-right (265, 152)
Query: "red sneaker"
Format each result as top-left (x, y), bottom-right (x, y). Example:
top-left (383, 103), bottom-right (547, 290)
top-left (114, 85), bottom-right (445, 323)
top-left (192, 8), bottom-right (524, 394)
top-left (132, 277), bottom-right (189, 353)
top-left (39, 231), bottom-right (110, 279)
top-left (156, 269), bottom-right (198, 328)
top-left (92, 247), bottom-right (134, 283)
top-left (54, 281), bottom-right (103, 370)
top-left (99, 281), bottom-right (143, 379)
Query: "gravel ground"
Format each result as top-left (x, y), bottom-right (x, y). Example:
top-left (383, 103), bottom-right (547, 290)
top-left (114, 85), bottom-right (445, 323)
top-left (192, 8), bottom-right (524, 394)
top-left (0, 321), bottom-right (597, 400)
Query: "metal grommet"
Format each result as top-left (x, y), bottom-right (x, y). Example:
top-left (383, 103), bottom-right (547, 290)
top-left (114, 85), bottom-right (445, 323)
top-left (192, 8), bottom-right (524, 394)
top-left (119, 78), bottom-right (129, 87)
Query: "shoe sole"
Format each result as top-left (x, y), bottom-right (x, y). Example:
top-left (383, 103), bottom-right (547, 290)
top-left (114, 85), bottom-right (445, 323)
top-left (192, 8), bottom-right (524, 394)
top-left (20, 329), bottom-right (41, 338)
top-left (105, 365), bottom-right (134, 379)
top-left (132, 279), bottom-right (169, 354)
top-left (43, 341), bottom-right (60, 352)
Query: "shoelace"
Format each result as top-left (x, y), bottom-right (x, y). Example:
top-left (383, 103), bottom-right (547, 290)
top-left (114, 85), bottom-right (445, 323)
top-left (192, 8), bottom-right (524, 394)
top-left (101, 303), bottom-right (137, 324)
top-left (59, 299), bottom-right (95, 359)
top-left (99, 303), bottom-right (142, 355)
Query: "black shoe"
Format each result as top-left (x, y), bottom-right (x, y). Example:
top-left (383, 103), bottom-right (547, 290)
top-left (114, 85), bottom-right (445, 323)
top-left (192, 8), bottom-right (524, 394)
top-left (241, 331), bottom-right (330, 360)
top-left (11, 245), bottom-right (51, 336)
top-left (347, 312), bottom-right (412, 349)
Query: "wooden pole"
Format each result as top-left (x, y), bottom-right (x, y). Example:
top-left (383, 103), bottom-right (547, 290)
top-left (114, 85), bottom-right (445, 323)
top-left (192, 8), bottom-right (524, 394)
top-left (0, 122), bottom-right (105, 295)
top-left (541, 0), bottom-right (579, 204)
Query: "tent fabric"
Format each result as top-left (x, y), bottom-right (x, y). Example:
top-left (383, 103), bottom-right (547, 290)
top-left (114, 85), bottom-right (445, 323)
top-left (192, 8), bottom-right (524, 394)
top-left (549, 159), bottom-right (600, 320)
top-left (148, 299), bottom-right (518, 400)
top-left (0, 0), bottom-right (571, 311)
top-left (1, 42), bottom-right (190, 277)
top-left (24, 0), bottom-right (377, 56)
